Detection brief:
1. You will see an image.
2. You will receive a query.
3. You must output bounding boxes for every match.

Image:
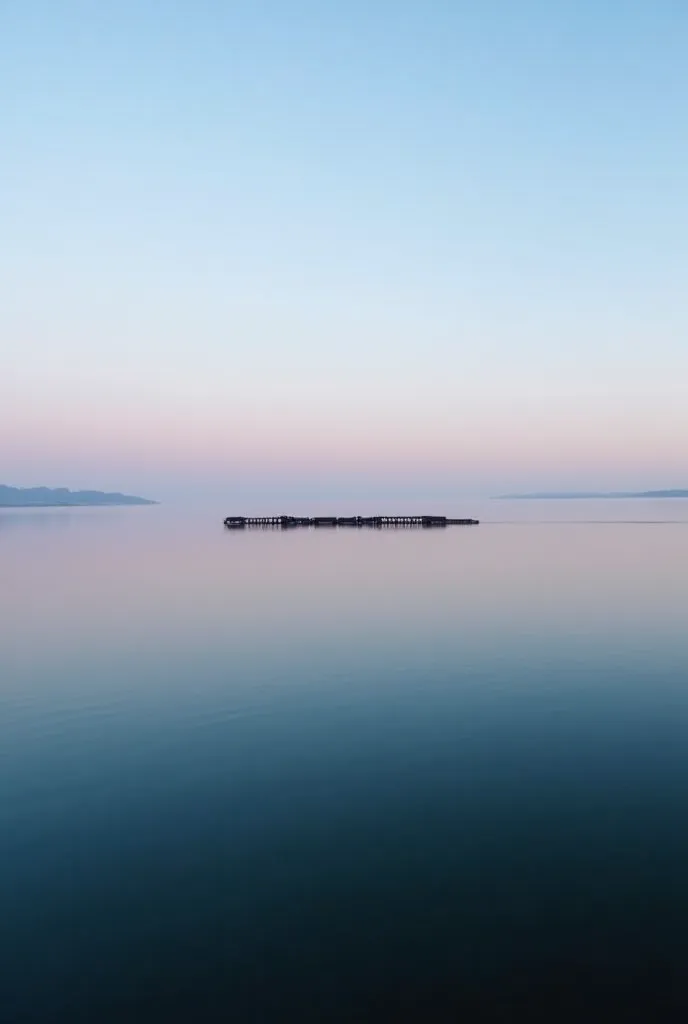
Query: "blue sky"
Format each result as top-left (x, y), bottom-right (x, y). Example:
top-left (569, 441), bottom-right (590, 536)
top-left (2, 1), bottom-right (687, 500)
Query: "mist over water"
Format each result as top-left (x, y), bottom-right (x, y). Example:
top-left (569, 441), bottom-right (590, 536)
top-left (2, 501), bottom-right (687, 1020)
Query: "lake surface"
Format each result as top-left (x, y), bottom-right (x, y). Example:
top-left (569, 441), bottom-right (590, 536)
top-left (2, 501), bottom-right (687, 1021)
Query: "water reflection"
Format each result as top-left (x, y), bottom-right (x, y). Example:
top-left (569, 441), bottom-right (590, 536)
top-left (1, 505), bottom-right (687, 1020)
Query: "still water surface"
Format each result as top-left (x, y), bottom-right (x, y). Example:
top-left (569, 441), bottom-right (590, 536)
top-left (2, 501), bottom-right (687, 1020)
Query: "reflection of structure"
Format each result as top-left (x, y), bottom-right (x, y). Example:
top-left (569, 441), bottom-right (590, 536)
top-left (224, 515), bottom-right (479, 529)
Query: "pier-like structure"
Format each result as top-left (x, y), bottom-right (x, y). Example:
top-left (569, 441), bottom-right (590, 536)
top-left (224, 515), bottom-right (479, 529)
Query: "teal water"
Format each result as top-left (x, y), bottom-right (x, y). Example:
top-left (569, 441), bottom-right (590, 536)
top-left (2, 503), bottom-right (687, 1021)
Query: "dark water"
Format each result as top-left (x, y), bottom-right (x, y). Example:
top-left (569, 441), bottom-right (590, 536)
top-left (2, 502), bottom-right (688, 1021)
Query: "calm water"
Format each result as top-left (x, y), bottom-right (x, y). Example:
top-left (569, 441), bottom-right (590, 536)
top-left (2, 501), bottom-right (688, 1021)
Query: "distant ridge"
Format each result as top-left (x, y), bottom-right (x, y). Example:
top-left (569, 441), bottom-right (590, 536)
top-left (494, 490), bottom-right (688, 500)
top-left (0, 485), bottom-right (157, 507)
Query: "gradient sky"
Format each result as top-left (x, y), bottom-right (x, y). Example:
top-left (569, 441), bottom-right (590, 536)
top-left (3, 1), bottom-right (687, 500)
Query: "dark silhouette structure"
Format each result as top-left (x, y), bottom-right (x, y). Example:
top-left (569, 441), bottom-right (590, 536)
top-left (224, 515), bottom-right (479, 529)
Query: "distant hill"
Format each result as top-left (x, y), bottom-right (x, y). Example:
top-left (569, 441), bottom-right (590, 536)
top-left (495, 490), bottom-right (688, 500)
top-left (0, 485), bottom-right (157, 507)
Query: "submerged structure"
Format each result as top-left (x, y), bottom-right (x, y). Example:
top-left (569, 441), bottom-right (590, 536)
top-left (224, 515), bottom-right (479, 529)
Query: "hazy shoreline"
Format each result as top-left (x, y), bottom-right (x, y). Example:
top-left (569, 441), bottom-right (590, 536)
top-left (0, 485), bottom-right (156, 507)
top-left (0, 502), bottom-right (158, 508)
top-left (495, 490), bottom-right (688, 500)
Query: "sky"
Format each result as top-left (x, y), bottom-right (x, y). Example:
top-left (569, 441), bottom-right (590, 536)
top-left (2, 1), bottom-right (687, 501)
